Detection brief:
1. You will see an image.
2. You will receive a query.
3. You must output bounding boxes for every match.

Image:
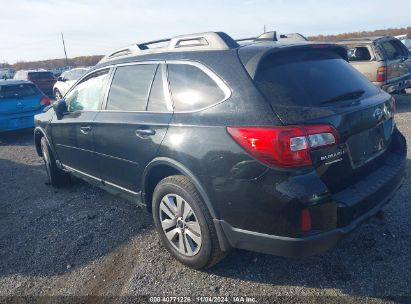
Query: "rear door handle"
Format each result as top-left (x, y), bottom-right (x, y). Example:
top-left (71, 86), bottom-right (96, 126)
top-left (135, 128), bottom-right (156, 138)
top-left (80, 126), bottom-right (92, 134)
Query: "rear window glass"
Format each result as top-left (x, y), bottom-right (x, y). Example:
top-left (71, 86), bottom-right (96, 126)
top-left (347, 46), bottom-right (371, 61)
top-left (28, 72), bottom-right (54, 80)
top-left (168, 64), bottom-right (226, 111)
top-left (0, 83), bottom-right (39, 99)
top-left (254, 49), bottom-right (379, 108)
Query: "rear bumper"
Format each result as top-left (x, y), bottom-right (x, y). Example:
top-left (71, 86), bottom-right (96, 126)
top-left (218, 131), bottom-right (407, 257)
top-left (0, 110), bottom-right (43, 132)
top-left (219, 170), bottom-right (404, 257)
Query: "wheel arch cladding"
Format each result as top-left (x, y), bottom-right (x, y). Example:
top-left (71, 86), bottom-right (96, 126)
top-left (142, 158), bottom-right (215, 215)
top-left (142, 157), bottom-right (231, 252)
top-left (34, 128), bottom-right (45, 157)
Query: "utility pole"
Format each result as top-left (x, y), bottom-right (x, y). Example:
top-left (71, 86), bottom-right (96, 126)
top-left (61, 32), bottom-right (69, 67)
top-left (264, 24), bottom-right (266, 33)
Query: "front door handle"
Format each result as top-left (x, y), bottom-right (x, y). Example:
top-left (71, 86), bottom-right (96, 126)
top-left (80, 126), bottom-right (92, 134)
top-left (135, 128), bottom-right (156, 138)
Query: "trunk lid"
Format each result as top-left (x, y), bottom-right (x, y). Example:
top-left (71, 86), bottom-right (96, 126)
top-left (272, 93), bottom-right (394, 193)
top-left (251, 45), bottom-right (396, 193)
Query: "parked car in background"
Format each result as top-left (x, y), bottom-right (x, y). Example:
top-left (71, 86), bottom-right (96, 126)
top-left (396, 35), bottom-right (411, 88)
top-left (53, 67), bottom-right (89, 99)
top-left (0, 68), bottom-right (15, 80)
top-left (34, 31), bottom-right (406, 269)
top-left (13, 70), bottom-right (56, 96)
top-left (395, 34), bottom-right (411, 53)
top-left (338, 36), bottom-right (411, 93)
top-left (0, 80), bottom-right (51, 132)
top-left (51, 66), bottom-right (73, 78)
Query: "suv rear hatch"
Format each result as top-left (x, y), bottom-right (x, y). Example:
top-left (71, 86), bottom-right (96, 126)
top-left (241, 44), bottom-right (396, 193)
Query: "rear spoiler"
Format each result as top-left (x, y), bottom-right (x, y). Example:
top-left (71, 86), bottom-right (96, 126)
top-left (241, 43), bottom-right (348, 79)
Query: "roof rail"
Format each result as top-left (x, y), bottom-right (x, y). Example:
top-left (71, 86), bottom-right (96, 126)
top-left (99, 31), bottom-right (239, 64)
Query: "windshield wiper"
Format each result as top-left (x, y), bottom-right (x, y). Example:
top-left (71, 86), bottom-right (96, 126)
top-left (321, 89), bottom-right (365, 105)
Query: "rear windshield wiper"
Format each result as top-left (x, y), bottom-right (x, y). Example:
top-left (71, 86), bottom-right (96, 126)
top-left (321, 89), bottom-right (365, 105)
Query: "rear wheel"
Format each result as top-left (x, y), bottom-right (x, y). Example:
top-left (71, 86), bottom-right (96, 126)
top-left (152, 175), bottom-right (226, 269)
top-left (41, 137), bottom-right (70, 188)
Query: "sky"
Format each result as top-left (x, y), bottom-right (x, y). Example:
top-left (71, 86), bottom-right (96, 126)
top-left (1, 0), bottom-right (410, 64)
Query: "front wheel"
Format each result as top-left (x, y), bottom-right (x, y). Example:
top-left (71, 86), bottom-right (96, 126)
top-left (152, 175), bottom-right (226, 269)
top-left (41, 137), bottom-right (70, 188)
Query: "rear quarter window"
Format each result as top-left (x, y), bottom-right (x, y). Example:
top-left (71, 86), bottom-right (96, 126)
top-left (167, 63), bottom-right (228, 111)
top-left (254, 49), bottom-right (379, 108)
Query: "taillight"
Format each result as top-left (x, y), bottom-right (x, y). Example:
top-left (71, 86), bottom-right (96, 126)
top-left (376, 66), bottom-right (387, 82)
top-left (300, 208), bottom-right (312, 232)
top-left (226, 124), bottom-right (339, 168)
top-left (40, 96), bottom-right (51, 106)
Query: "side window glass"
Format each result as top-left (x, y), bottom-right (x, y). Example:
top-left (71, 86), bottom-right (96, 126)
top-left (381, 41), bottom-right (399, 60)
top-left (63, 71), bottom-right (72, 81)
top-left (392, 40), bottom-right (407, 57)
top-left (168, 64), bottom-right (226, 111)
top-left (106, 64), bottom-right (158, 111)
top-left (66, 69), bottom-right (109, 112)
top-left (147, 65), bottom-right (170, 112)
top-left (347, 47), bottom-right (371, 61)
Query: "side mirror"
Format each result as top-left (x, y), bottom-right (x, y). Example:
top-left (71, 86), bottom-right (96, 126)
top-left (53, 99), bottom-right (68, 120)
top-left (57, 76), bottom-right (65, 82)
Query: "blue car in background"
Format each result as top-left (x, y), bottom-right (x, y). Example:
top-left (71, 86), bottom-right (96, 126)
top-left (0, 80), bottom-right (51, 132)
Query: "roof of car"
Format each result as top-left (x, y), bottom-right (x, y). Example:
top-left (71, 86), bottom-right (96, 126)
top-left (0, 80), bottom-right (32, 86)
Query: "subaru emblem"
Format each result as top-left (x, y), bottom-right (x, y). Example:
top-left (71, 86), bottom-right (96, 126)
top-left (373, 108), bottom-right (383, 120)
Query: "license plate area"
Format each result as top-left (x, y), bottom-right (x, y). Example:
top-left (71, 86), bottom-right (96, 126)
top-left (346, 119), bottom-right (393, 168)
top-left (10, 116), bottom-right (33, 128)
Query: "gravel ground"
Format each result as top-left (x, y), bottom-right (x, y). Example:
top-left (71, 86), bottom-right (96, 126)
top-left (1, 92), bottom-right (411, 303)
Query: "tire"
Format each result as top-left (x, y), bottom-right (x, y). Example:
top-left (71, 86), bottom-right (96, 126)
top-left (152, 175), bottom-right (226, 269)
top-left (54, 89), bottom-right (62, 100)
top-left (40, 137), bottom-right (70, 188)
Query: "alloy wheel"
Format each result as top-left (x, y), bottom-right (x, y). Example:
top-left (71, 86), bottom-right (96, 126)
top-left (159, 193), bottom-right (202, 256)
